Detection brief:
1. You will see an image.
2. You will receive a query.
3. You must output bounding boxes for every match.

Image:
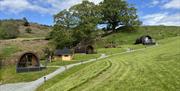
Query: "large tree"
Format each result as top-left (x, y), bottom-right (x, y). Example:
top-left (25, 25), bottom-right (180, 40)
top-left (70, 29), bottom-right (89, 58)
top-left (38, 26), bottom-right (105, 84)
top-left (69, 0), bottom-right (99, 45)
top-left (100, 0), bottom-right (141, 32)
top-left (51, 1), bottom-right (99, 48)
top-left (50, 25), bottom-right (73, 49)
top-left (51, 9), bottom-right (77, 48)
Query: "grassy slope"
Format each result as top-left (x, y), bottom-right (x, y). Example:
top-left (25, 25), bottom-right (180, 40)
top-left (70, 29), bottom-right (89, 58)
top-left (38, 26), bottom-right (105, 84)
top-left (43, 36), bottom-right (180, 91)
top-left (97, 26), bottom-right (180, 47)
top-left (0, 20), bottom-right (52, 38)
top-left (47, 59), bottom-right (111, 91)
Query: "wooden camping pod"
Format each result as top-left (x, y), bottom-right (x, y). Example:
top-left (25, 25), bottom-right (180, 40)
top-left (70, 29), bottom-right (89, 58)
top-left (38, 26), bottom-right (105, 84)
top-left (16, 52), bottom-right (45, 73)
top-left (135, 35), bottom-right (156, 45)
top-left (74, 45), bottom-right (95, 54)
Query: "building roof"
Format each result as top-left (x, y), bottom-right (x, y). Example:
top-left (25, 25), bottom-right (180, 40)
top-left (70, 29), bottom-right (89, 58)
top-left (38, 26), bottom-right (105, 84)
top-left (54, 48), bottom-right (72, 56)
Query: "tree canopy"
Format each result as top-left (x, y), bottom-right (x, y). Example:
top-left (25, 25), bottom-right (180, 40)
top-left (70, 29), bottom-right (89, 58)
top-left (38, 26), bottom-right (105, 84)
top-left (50, 0), bottom-right (141, 48)
top-left (99, 0), bottom-right (141, 32)
top-left (51, 1), bottom-right (99, 48)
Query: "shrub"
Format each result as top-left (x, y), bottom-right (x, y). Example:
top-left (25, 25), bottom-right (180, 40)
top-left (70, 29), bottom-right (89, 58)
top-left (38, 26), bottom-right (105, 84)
top-left (25, 28), bottom-right (32, 33)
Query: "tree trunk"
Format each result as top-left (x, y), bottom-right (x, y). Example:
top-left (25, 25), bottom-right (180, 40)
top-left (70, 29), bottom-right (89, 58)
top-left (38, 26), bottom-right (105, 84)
top-left (112, 24), bottom-right (116, 32)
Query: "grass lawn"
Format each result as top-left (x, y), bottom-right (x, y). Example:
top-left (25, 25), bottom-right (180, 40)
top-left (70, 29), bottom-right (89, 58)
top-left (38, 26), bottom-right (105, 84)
top-left (39, 59), bottom-right (111, 91)
top-left (0, 66), bottom-right (57, 84)
top-left (0, 52), bottom-right (100, 84)
top-left (37, 62), bottom-right (95, 91)
top-left (40, 36), bottom-right (180, 91)
top-left (97, 26), bottom-right (180, 47)
top-left (97, 44), bottom-right (146, 55)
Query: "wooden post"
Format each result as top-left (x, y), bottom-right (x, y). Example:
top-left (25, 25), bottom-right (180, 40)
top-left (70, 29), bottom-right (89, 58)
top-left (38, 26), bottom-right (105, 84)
top-left (44, 76), bottom-right (46, 82)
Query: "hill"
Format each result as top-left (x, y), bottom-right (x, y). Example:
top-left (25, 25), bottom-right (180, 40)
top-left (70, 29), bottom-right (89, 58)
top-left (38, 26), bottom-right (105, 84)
top-left (0, 19), bottom-right (52, 39)
top-left (0, 26), bottom-right (179, 66)
top-left (96, 26), bottom-right (180, 47)
top-left (38, 36), bottom-right (180, 91)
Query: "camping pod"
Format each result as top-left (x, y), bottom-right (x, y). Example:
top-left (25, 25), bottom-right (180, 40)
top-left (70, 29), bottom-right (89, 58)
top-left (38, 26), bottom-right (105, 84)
top-left (74, 45), bottom-right (95, 54)
top-left (135, 35), bottom-right (156, 45)
top-left (16, 52), bottom-right (45, 73)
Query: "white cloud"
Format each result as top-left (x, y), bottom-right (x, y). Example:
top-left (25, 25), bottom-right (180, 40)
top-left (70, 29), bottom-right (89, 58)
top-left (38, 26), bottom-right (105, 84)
top-left (142, 12), bottom-right (180, 26)
top-left (146, 0), bottom-right (160, 7)
top-left (151, 0), bottom-right (160, 6)
top-left (0, 0), bottom-right (50, 14)
top-left (0, 0), bottom-right (103, 14)
top-left (44, 0), bottom-right (103, 14)
top-left (163, 0), bottom-right (180, 9)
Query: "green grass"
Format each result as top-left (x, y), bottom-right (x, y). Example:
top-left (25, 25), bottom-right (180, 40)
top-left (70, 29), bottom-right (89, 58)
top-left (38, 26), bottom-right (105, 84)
top-left (73, 54), bottom-right (100, 61)
top-left (41, 36), bottom-right (180, 91)
top-left (97, 26), bottom-right (180, 47)
top-left (0, 45), bottom-right (20, 58)
top-left (46, 59), bottom-right (111, 91)
top-left (0, 50), bottom-right (100, 84)
top-left (0, 66), bottom-right (57, 84)
top-left (97, 44), bottom-right (146, 55)
top-left (37, 62), bottom-right (94, 91)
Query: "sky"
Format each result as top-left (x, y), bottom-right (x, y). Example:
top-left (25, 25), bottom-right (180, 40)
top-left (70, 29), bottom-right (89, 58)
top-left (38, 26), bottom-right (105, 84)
top-left (0, 0), bottom-right (180, 26)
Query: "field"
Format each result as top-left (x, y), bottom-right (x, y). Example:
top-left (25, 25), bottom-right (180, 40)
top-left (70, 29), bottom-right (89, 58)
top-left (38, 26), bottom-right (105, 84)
top-left (38, 36), bottom-right (180, 91)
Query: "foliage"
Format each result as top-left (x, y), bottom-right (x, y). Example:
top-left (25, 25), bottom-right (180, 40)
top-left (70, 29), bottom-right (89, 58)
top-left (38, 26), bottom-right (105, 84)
top-left (50, 25), bottom-right (73, 49)
top-left (25, 28), bottom-right (32, 33)
top-left (0, 21), bottom-right (20, 39)
top-left (51, 1), bottom-right (99, 48)
top-left (99, 0), bottom-right (141, 32)
top-left (51, 0), bottom-right (141, 48)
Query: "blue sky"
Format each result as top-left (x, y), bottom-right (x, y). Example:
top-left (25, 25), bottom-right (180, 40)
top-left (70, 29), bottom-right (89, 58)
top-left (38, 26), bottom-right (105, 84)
top-left (0, 0), bottom-right (180, 26)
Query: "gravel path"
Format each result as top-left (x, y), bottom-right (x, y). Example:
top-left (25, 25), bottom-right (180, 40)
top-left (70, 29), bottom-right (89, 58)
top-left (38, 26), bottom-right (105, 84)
top-left (0, 54), bottom-right (108, 91)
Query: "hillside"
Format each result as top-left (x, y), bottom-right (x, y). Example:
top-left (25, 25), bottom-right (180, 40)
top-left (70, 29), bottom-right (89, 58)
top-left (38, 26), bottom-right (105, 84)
top-left (38, 36), bottom-right (180, 91)
top-left (0, 19), bottom-right (52, 38)
top-left (97, 26), bottom-right (180, 47)
top-left (0, 26), bottom-right (180, 66)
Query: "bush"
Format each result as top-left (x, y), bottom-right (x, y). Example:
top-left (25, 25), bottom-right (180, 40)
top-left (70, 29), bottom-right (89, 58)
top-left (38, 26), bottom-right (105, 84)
top-left (25, 28), bottom-right (32, 33)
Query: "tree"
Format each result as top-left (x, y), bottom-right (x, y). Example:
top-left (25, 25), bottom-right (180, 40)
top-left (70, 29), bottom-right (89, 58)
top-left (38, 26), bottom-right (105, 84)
top-left (50, 25), bottom-right (73, 49)
top-left (52, 9), bottom-right (76, 48)
top-left (54, 9), bottom-right (79, 29)
top-left (25, 28), bottom-right (32, 33)
top-left (69, 1), bottom-right (99, 44)
top-left (23, 17), bottom-right (29, 26)
top-left (51, 1), bottom-right (99, 48)
top-left (99, 0), bottom-right (141, 32)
